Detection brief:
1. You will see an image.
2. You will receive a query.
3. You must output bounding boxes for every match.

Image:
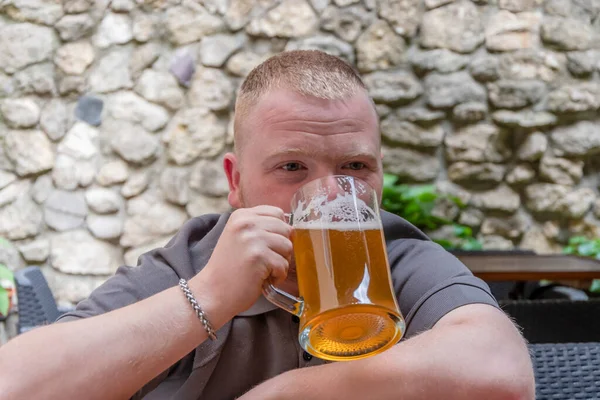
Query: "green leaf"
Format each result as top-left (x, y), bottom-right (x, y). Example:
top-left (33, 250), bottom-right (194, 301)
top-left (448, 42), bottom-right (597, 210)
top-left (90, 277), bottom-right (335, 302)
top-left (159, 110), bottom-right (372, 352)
top-left (383, 173), bottom-right (398, 188)
top-left (563, 246), bottom-right (575, 255)
top-left (568, 236), bottom-right (589, 246)
top-left (453, 224), bottom-right (473, 239)
top-left (0, 264), bottom-right (13, 282)
top-left (577, 242), bottom-right (600, 257)
top-left (406, 185), bottom-right (436, 199)
top-left (434, 239), bottom-right (455, 249)
top-left (0, 238), bottom-right (9, 248)
top-left (0, 287), bottom-right (8, 316)
top-left (461, 238), bottom-right (483, 251)
top-left (406, 202), bottom-right (422, 212)
top-left (424, 219), bottom-right (441, 230)
top-left (433, 215), bottom-right (452, 226)
top-left (382, 186), bottom-right (395, 197)
top-left (590, 279), bottom-right (600, 293)
top-left (382, 188), bottom-right (403, 202)
top-left (448, 195), bottom-right (466, 209)
top-left (416, 192), bottom-right (437, 203)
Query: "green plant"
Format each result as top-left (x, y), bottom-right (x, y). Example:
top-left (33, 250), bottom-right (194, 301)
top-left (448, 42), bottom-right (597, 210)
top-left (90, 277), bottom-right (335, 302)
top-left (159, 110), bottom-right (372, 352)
top-left (433, 225), bottom-right (484, 251)
top-left (0, 238), bottom-right (16, 316)
top-left (381, 173), bottom-right (482, 251)
top-left (563, 236), bottom-right (600, 293)
top-left (382, 174), bottom-right (448, 230)
top-left (563, 236), bottom-right (600, 259)
top-left (0, 264), bottom-right (14, 317)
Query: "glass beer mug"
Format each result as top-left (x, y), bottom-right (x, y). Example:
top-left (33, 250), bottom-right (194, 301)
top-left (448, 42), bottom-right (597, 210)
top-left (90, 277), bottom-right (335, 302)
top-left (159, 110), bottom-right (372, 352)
top-left (263, 175), bottom-right (405, 361)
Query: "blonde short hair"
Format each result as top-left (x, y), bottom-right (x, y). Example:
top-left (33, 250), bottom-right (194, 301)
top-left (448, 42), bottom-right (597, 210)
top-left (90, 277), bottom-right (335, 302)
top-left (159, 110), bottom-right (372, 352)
top-left (233, 50), bottom-right (368, 153)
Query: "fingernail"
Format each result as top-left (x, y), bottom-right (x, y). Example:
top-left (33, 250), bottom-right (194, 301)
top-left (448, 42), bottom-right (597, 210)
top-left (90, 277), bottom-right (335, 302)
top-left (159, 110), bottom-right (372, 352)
top-left (283, 213), bottom-right (292, 224)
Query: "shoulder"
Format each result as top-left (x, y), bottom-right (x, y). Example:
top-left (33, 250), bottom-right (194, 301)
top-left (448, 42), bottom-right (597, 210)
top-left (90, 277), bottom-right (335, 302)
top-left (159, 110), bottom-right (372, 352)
top-left (381, 210), bottom-right (458, 264)
top-left (380, 212), bottom-right (498, 336)
top-left (381, 210), bottom-right (470, 279)
top-left (143, 212), bottom-right (231, 272)
top-left (160, 212), bottom-right (231, 255)
top-left (381, 210), bottom-right (431, 243)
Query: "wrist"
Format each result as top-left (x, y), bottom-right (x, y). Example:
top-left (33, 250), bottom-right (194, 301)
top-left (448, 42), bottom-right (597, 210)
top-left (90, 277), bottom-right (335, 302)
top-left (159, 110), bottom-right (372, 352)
top-left (187, 268), bottom-right (236, 330)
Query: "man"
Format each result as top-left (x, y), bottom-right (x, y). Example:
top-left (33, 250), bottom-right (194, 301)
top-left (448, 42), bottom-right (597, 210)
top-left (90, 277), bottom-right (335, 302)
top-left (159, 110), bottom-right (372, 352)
top-left (0, 50), bottom-right (534, 399)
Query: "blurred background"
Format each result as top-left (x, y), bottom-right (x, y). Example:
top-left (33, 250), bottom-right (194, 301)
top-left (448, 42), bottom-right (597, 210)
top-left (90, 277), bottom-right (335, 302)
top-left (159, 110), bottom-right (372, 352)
top-left (0, 0), bottom-right (599, 309)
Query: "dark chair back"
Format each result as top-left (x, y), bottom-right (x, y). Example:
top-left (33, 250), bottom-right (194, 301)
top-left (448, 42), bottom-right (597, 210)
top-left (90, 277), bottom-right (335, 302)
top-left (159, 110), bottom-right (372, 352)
top-left (14, 267), bottom-right (62, 334)
top-left (530, 342), bottom-right (600, 399)
top-left (501, 299), bottom-right (600, 344)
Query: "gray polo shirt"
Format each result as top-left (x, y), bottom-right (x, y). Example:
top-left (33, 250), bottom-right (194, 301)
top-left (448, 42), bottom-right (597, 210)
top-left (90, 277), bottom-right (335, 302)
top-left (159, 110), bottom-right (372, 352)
top-left (56, 211), bottom-right (498, 399)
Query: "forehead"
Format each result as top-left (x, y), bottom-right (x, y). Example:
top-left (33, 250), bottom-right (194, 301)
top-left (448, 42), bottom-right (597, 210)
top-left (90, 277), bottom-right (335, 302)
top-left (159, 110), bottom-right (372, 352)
top-left (250, 88), bottom-right (377, 127)
top-left (240, 89), bottom-right (380, 156)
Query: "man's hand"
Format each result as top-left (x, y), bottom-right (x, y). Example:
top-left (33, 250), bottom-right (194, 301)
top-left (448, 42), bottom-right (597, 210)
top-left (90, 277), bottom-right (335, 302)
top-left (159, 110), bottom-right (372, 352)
top-left (198, 206), bottom-right (293, 319)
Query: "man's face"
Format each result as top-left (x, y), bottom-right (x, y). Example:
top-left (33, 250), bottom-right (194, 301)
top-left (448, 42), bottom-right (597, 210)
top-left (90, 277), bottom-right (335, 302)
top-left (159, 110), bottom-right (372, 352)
top-left (224, 88), bottom-right (382, 212)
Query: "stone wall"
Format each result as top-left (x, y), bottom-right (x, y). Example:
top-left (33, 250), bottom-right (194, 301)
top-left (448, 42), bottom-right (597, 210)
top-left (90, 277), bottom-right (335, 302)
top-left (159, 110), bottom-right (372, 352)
top-left (0, 0), bottom-right (599, 306)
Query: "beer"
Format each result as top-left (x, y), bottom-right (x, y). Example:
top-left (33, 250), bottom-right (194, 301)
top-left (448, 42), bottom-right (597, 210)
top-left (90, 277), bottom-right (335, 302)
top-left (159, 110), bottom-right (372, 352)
top-left (293, 222), bottom-right (405, 361)
top-left (263, 175), bottom-right (405, 361)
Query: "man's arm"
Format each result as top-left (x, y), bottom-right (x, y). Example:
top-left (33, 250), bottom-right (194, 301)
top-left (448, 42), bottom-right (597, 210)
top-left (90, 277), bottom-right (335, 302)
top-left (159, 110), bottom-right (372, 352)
top-left (0, 206), bottom-right (293, 400)
top-left (239, 304), bottom-right (535, 400)
top-left (0, 271), bottom-right (232, 400)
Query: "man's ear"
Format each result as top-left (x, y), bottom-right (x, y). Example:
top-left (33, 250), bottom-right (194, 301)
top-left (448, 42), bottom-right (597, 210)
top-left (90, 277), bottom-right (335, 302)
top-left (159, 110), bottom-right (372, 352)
top-left (223, 152), bottom-right (242, 209)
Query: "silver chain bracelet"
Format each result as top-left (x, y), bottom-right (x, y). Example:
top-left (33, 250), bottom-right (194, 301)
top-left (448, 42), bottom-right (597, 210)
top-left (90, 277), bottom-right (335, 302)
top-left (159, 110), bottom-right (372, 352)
top-left (178, 278), bottom-right (217, 341)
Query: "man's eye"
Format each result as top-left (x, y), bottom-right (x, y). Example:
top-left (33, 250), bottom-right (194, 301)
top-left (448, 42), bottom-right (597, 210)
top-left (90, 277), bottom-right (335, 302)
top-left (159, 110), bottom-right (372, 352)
top-left (282, 163), bottom-right (304, 171)
top-left (345, 162), bottom-right (366, 170)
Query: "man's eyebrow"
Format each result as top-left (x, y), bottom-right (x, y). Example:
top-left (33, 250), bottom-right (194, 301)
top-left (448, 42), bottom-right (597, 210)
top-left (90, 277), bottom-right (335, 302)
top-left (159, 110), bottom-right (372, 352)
top-left (263, 147), bottom-right (378, 161)
top-left (263, 147), bottom-right (321, 159)
top-left (338, 150), bottom-right (379, 161)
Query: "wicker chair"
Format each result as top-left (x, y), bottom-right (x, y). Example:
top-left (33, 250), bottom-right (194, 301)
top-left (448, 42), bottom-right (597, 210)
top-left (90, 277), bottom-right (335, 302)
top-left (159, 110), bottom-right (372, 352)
top-left (530, 342), bottom-right (600, 399)
top-left (500, 299), bottom-right (600, 344)
top-left (14, 267), bottom-right (63, 334)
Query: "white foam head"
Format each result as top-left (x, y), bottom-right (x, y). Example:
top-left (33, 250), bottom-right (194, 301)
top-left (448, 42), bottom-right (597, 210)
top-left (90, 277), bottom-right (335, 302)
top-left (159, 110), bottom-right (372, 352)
top-left (291, 191), bottom-right (380, 230)
top-left (293, 220), bottom-right (382, 230)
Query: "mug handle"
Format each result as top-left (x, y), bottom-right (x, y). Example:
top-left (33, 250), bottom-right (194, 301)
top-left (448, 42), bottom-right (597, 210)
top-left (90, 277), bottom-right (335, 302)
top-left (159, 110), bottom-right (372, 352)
top-left (262, 282), bottom-right (304, 316)
top-left (261, 212), bottom-right (304, 317)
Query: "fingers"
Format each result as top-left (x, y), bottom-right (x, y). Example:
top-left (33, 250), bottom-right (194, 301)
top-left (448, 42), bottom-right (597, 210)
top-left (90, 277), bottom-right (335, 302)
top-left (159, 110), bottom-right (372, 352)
top-left (251, 205), bottom-right (287, 220)
top-left (226, 206), bottom-right (294, 287)
top-left (255, 216), bottom-right (292, 237)
top-left (263, 232), bottom-right (294, 262)
top-left (265, 252), bottom-right (290, 286)
top-left (263, 233), bottom-right (292, 285)
top-left (230, 208), bottom-right (292, 237)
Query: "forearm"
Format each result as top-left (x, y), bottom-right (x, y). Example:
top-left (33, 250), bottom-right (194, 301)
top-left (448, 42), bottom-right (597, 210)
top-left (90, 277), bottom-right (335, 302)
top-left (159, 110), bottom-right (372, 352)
top-left (0, 270), bottom-right (233, 400)
top-left (242, 305), bottom-right (534, 400)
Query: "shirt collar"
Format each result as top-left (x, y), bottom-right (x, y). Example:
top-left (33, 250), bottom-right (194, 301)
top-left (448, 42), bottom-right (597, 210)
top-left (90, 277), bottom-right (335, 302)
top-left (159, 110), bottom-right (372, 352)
top-left (237, 294), bottom-right (279, 316)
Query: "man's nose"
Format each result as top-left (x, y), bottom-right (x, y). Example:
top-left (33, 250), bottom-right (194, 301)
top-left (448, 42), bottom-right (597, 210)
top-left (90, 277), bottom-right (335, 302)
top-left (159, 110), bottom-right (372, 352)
top-left (319, 174), bottom-right (352, 202)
